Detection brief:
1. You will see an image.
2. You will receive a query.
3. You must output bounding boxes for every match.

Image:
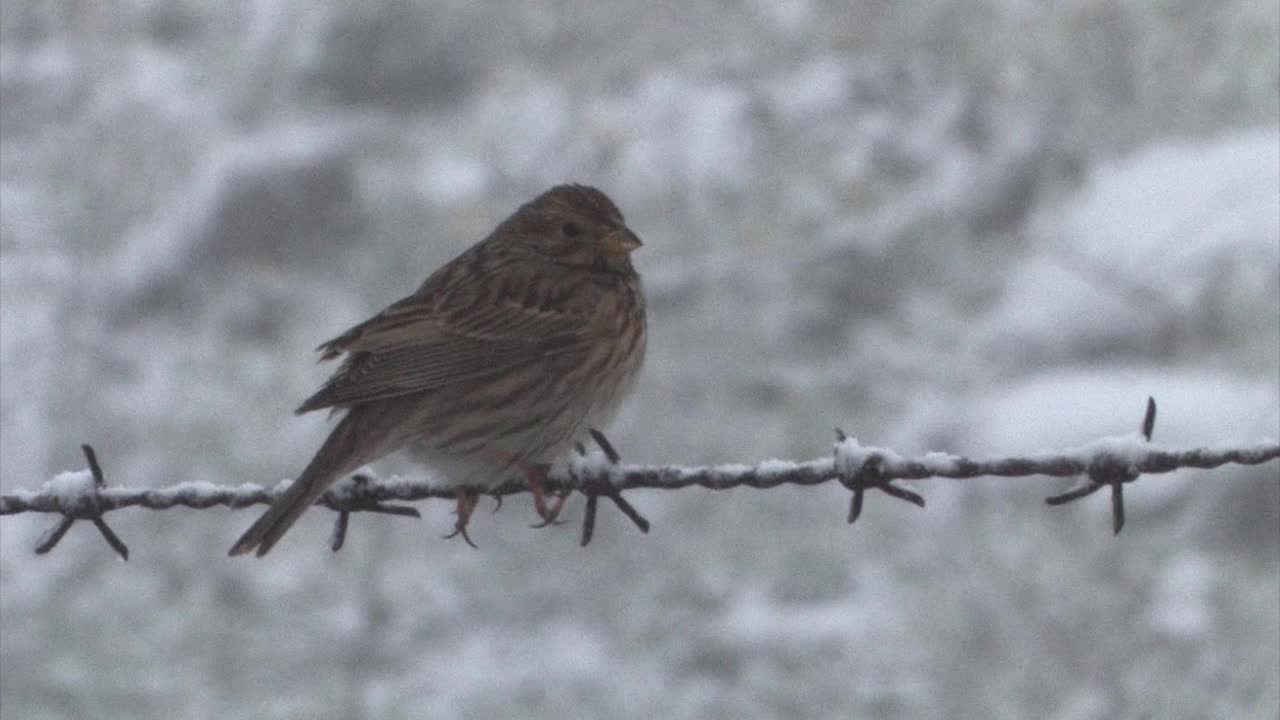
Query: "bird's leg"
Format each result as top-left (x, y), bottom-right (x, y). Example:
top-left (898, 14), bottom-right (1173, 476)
top-left (442, 488), bottom-right (480, 549)
top-left (483, 449), bottom-right (569, 526)
top-left (520, 462), bottom-right (568, 527)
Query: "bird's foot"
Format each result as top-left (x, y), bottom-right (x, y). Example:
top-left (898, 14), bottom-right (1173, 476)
top-left (442, 488), bottom-right (480, 549)
top-left (523, 463), bottom-right (569, 527)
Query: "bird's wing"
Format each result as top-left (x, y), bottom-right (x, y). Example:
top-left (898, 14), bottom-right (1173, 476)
top-left (296, 271), bottom-right (594, 414)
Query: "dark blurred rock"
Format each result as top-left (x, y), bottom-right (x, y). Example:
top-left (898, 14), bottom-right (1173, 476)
top-left (303, 1), bottom-right (481, 112)
top-left (110, 126), bottom-right (371, 332)
top-left (142, 2), bottom-right (208, 46)
top-left (199, 146), bottom-right (362, 267)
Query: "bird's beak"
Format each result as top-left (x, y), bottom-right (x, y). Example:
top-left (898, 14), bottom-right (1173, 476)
top-left (602, 228), bottom-right (643, 256)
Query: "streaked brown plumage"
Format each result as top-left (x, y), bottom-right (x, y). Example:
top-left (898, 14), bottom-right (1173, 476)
top-left (229, 184), bottom-right (646, 556)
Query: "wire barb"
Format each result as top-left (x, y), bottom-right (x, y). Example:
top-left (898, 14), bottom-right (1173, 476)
top-left (330, 511), bottom-right (351, 552)
top-left (1044, 397), bottom-right (1157, 534)
top-left (576, 430), bottom-right (650, 546)
top-left (835, 430), bottom-right (926, 524)
top-left (588, 429), bottom-right (622, 464)
top-left (32, 445), bottom-right (130, 560)
top-left (318, 474), bottom-right (422, 552)
top-left (34, 516), bottom-right (75, 555)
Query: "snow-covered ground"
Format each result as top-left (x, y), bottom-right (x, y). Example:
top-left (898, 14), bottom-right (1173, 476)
top-left (2, 2), bottom-right (1277, 719)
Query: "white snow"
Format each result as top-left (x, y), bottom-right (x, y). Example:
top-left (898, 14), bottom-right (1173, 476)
top-left (1045, 129), bottom-right (1280, 301)
top-left (833, 436), bottom-right (903, 477)
top-left (592, 71), bottom-right (757, 197)
top-left (919, 451), bottom-right (960, 475)
top-left (755, 458), bottom-right (801, 477)
top-left (416, 149), bottom-right (491, 207)
top-left (565, 447), bottom-right (620, 486)
top-left (163, 481), bottom-right (230, 497)
top-left (764, 55), bottom-right (850, 121)
top-left (753, 0), bottom-right (815, 37)
top-left (1063, 433), bottom-right (1154, 470)
top-left (978, 128), bottom-right (1280, 360)
top-left (1146, 555), bottom-right (1216, 639)
top-left (44, 470), bottom-right (96, 505)
top-left (717, 586), bottom-right (870, 647)
top-left (965, 368), bottom-right (1279, 456)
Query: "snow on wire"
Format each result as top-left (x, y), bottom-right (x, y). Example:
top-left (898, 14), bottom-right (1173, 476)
top-left (2, 399), bottom-right (1278, 559)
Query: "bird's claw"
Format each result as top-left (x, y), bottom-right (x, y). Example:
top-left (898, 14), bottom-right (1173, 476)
top-left (443, 488), bottom-right (480, 549)
top-left (530, 491), bottom-right (570, 528)
top-left (442, 523), bottom-right (479, 549)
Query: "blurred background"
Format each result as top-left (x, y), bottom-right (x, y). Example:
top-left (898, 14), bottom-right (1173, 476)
top-left (1, 1), bottom-right (1277, 718)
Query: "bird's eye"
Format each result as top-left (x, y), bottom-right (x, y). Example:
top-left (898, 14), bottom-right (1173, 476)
top-left (561, 221), bottom-right (581, 238)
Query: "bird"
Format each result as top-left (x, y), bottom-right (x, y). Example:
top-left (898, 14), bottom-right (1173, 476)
top-left (228, 184), bottom-right (646, 556)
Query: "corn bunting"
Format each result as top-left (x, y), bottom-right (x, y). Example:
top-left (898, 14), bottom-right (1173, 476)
top-left (229, 184), bottom-right (646, 556)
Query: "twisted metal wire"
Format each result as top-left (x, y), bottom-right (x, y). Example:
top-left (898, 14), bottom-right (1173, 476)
top-left (3, 398), bottom-right (1277, 557)
top-left (4, 442), bottom-right (1275, 516)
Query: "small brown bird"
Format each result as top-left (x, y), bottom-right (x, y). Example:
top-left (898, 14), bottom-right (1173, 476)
top-left (229, 184), bottom-right (646, 556)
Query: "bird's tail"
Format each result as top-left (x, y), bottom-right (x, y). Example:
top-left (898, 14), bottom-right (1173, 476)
top-left (228, 411), bottom-right (369, 557)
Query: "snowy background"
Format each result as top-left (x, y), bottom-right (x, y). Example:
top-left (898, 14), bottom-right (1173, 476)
top-left (2, 2), bottom-right (1278, 718)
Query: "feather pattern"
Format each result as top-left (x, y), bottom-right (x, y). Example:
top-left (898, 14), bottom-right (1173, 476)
top-left (230, 184), bottom-right (646, 556)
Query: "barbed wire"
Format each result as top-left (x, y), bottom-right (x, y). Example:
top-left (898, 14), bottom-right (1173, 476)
top-left (3, 398), bottom-right (1277, 558)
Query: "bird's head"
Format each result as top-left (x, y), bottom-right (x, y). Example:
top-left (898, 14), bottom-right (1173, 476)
top-left (506, 184), bottom-right (643, 275)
